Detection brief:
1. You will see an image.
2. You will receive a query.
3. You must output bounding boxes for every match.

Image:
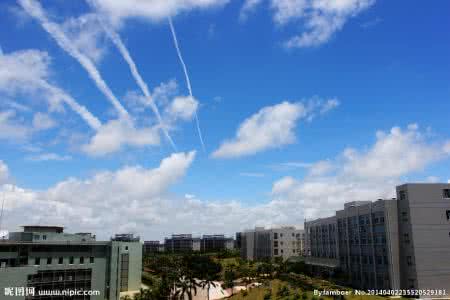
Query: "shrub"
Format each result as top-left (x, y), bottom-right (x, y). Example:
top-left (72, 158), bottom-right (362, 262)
top-left (277, 285), bottom-right (290, 298)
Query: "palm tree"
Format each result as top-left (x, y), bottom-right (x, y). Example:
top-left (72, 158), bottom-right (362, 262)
top-left (199, 258), bottom-right (222, 300)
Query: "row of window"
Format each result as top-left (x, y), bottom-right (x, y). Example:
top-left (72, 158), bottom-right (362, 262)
top-left (33, 256), bottom-right (95, 266)
top-left (399, 189), bottom-right (450, 200)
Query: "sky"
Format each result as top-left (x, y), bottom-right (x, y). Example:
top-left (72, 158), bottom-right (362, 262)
top-left (0, 0), bottom-right (449, 241)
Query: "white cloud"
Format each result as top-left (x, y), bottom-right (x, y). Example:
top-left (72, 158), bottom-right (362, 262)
top-left (0, 161), bottom-right (9, 184)
top-left (26, 153), bottom-right (72, 162)
top-left (0, 49), bottom-right (101, 130)
top-left (240, 0), bottom-right (264, 21)
top-left (212, 98), bottom-right (338, 158)
top-left (82, 119), bottom-right (160, 156)
top-left (0, 152), bottom-right (196, 238)
top-left (167, 95), bottom-right (199, 121)
top-left (61, 13), bottom-right (108, 64)
top-left (271, 124), bottom-right (450, 220)
top-left (342, 125), bottom-right (447, 179)
top-left (1, 124), bottom-right (450, 239)
top-left (0, 110), bottom-right (30, 141)
top-left (90, 0), bottom-right (229, 26)
top-left (32, 112), bottom-right (56, 130)
top-left (241, 0), bottom-right (375, 48)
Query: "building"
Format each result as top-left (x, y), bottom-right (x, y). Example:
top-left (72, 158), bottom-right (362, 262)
top-left (143, 241), bottom-right (164, 255)
top-left (304, 183), bottom-right (450, 294)
top-left (0, 226), bottom-right (142, 300)
top-left (200, 235), bottom-right (234, 252)
top-left (396, 184), bottom-right (450, 292)
top-left (164, 234), bottom-right (201, 253)
top-left (239, 226), bottom-right (304, 261)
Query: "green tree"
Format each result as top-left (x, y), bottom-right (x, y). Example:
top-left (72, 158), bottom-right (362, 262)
top-left (224, 264), bottom-right (237, 296)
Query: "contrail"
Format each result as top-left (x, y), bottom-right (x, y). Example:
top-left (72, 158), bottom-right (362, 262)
top-left (18, 0), bottom-right (129, 120)
top-left (99, 21), bottom-right (177, 151)
top-left (168, 17), bottom-right (206, 152)
top-left (41, 82), bottom-right (102, 130)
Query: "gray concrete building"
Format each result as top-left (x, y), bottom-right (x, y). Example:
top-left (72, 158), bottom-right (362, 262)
top-left (240, 226), bottom-right (304, 261)
top-left (143, 241), bottom-right (163, 255)
top-left (396, 183), bottom-right (450, 292)
top-left (304, 183), bottom-right (450, 294)
top-left (200, 235), bottom-right (234, 252)
top-left (164, 234), bottom-right (201, 253)
top-left (0, 226), bottom-right (142, 300)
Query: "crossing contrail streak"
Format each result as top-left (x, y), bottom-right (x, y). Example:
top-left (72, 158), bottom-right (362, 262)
top-left (168, 17), bottom-right (206, 152)
top-left (100, 22), bottom-right (177, 151)
top-left (18, 0), bottom-right (129, 120)
top-left (41, 82), bottom-right (102, 130)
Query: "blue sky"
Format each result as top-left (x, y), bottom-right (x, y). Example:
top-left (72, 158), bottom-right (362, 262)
top-left (0, 0), bottom-right (449, 240)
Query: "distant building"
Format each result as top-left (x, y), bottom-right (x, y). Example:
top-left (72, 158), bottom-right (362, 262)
top-left (143, 241), bottom-right (164, 255)
top-left (0, 226), bottom-right (142, 300)
top-left (200, 235), bottom-right (234, 252)
top-left (239, 226), bottom-right (304, 261)
top-left (304, 183), bottom-right (450, 295)
top-left (164, 234), bottom-right (201, 252)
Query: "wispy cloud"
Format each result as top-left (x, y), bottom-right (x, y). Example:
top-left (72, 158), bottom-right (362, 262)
top-left (240, 172), bottom-right (265, 177)
top-left (241, 0), bottom-right (376, 48)
top-left (19, 0), bottom-right (129, 119)
top-left (99, 19), bottom-right (177, 150)
top-left (26, 153), bottom-right (72, 162)
top-left (0, 49), bottom-right (101, 130)
top-left (168, 17), bottom-right (205, 151)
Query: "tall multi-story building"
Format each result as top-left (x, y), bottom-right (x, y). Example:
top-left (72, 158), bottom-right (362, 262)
top-left (200, 235), bottom-right (234, 252)
top-left (396, 183), bottom-right (450, 291)
top-left (0, 226), bottom-right (142, 300)
top-left (304, 183), bottom-right (450, 294)
top-left (239, 226), bottom-right (304, 261)
top-left (164, 234), bottom-right (201, 253)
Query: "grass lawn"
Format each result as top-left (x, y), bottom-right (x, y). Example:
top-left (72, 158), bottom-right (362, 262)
top-left (229, 279), bottom-right (398, 300)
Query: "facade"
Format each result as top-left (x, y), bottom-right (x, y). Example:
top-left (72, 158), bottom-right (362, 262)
top-left (396, 184), bottom-right (450, 292)
top-left (240, 226), bottom-right (304, 261)
top-left (200, 235), bottom-right (234, 252)
top-left (164, 234), bottom-right (201, 253)
top-left (0, 226), bottom-right (142, 300)
top-left (304, 183), bottom-right (450, 294)
top-left (143, 241), bottom-right (163, 255)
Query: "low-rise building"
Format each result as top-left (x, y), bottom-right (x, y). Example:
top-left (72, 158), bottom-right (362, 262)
top-left (143, 241), bottom-right (164, 255)
top-left (164, 234), bottom-right (201, 253)
top-left (200, 235), bottom-right (234, 252)
top-left (0, 226), bottom-right (142, 300)
top-left (239, 226), bottom-right (304, 261)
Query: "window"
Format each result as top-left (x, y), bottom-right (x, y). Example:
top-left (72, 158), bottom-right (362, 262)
top-left (446, 210), bottom-right (450, 220)
top-left (280, 241), bottom-right (284, 246)
top-left (42, 235), bottom-right (47, 240)
top-left (69, 256), bottom-right (74, 264)
top-left (280, 233), bottom-right (283, 238)
top-left (58, 257), bottom-right (63, 264)
top-left (443, 189), bottom-right (450, 198)
top-left (407, 256), bottom-right (413, 266)
top-left (34, 257), bottom-right (40, 266)
top-left (280, 249), bottom-right (284, 254)
top-left (90, 256), bottom-right (95, 263)
top-left (274, 232), bottom-right (278, 239)
top-left (46, 257), bottom-right (52, 265)
top-left (274, 241), bottom-right (278, 247)
top-left (404, 233), bottom-right (410, 244)
top-left (125, 246), bottom-right (128, 251)
top-left (399, 190), bottom-right (407, 201)
top-left (33, 235), bottom-right (40, 240)
top-left (401, 211), bottom-right (408, 222)
top-left (80, 257), bottom-right (84, 264)
top-left (274, 248), bottom-right (278, 255)
top-left (292, 233), bottom-right (294, 237)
